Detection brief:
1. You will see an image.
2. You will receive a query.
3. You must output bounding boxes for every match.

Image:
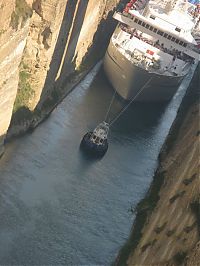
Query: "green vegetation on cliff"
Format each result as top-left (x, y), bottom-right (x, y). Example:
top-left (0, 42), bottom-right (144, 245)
top-left (13, 63), bottom-right (34, 114)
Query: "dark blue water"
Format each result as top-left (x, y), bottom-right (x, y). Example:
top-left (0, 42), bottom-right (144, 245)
top-left (0, 63), bottom-right (195, 265)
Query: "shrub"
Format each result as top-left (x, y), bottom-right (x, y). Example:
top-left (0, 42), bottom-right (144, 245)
top-left (13, 65), bottom-right (34, 113)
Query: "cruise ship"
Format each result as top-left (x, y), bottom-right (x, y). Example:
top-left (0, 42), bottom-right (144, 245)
top-left (104, 0), bottom-right (200, 101)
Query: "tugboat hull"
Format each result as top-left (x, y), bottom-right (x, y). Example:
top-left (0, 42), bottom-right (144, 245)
top-left (80, 132), bottom-right (108, 157)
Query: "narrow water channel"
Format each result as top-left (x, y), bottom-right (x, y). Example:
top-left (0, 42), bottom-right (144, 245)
top-left (0, 63), bottom-right (195, 265)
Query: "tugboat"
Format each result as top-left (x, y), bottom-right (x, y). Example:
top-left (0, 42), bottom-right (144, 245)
top-left (80, 122), bottom-right (109, 157)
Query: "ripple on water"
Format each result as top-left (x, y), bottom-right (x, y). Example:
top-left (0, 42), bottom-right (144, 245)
top-left (0, 63), bottom-right (196, 265)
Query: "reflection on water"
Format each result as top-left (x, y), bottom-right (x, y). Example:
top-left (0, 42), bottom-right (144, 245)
top-left (0, 63), bottom-right (195, 265)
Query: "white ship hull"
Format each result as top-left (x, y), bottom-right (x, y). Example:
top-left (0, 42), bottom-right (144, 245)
top-left (104, 41), bottom-right (185, 102)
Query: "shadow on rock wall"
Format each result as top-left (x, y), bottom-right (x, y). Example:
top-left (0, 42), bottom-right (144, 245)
top-left (36, 0), bottom-right (125, 111)
top-left (36, 0), bottom-right (89, 109)
top-left (8, 0), bottom-right (126, 139)
top-left (0, 133), bottom-right (6, 158)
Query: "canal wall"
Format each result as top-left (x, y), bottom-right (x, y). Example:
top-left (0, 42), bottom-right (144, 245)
top-left (1, 0), bottom-right (124, 155)
top-left (116, 63), bottom-right (200, 265)
top-left (0, 0), bottom-right (32, 158)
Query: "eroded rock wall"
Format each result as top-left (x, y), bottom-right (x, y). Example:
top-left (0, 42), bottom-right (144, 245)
top-left (21, 0), bottom-right (67, 110)
top-left (116, 64), bottom-right (200, 266)
top-left (1, 0), bottom-right (121, 155)
top-left (0, 0), bottom-right (32, 157)
top-left (21, 0), bottom-right (121, 109)
top-left (128, 102), bottom-right (199, 266)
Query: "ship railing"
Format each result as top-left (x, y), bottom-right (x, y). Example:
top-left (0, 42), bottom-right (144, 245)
top-left (116, 43), bottom-right (188, 76)
top-left (116, 24), bottom-right (196, 63)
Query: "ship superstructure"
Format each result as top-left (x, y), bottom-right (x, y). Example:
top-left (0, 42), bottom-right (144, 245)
top-left (104, 0), bottom-right (200, 101)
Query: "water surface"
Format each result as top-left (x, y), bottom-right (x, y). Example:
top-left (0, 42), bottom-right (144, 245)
top-left (0, 63), bottom-right (195, 265)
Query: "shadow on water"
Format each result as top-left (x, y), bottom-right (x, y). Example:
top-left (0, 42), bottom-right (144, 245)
top-left (0, 60), bottom-right (196, 266)
top-left (77, 147), bottom-right (102, 171)
top-left (79, 66), bottom-right (169, 135)
top-left (0, 134), bottom-right (6, 158)
top-left (112, 102), bottom-right (167, 130)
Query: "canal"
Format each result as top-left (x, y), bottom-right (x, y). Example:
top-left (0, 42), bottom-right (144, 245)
top-left (0, 63), bottom-right (195, 265)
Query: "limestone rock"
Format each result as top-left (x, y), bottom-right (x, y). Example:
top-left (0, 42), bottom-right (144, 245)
top-left (0, 0), bottom-right (31, 156)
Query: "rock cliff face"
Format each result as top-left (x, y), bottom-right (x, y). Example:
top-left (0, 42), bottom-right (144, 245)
top-left (21, 0), bottom-right (121, 110)
top-left (0, 0), bottom-right (121, 155)
top-left (20, 0), bottom-right (68, 110)
top-left (0, 0), bottom-right (32, 157)
top-left (116, 64), bottom-right (200, 266)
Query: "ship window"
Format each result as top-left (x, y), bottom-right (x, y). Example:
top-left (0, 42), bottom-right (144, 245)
top-left (183, 43), bottom-right (187, 47)
top-left (134, 18), bottom-right (139, 23)
top-left (175, 39), bottom-right (179, 44)
top-left (149, 26), bottom-right (153, 31)
top-left (158, 30), bottom-right (164, 36)
top-left (138, 20), bottom-right (142, 25)
top-left (175, 27), bottom-right (181, 32)
top-left (153, 28), bottom-right (157, 33)
top-left (150, 15), bottom-right (155, 20)
top-left (171, 37), bottom-right (175, 41)
top-left (164, 33), bottom-right (168, 38)
top-left (180, 41), bottom-right (184, 46)
top-left (142, 22), bottom-right (146, 27)
top-left (146, 24), bottom-right (150, 29)
top-left (167, 35), bottom-right (172, 40)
